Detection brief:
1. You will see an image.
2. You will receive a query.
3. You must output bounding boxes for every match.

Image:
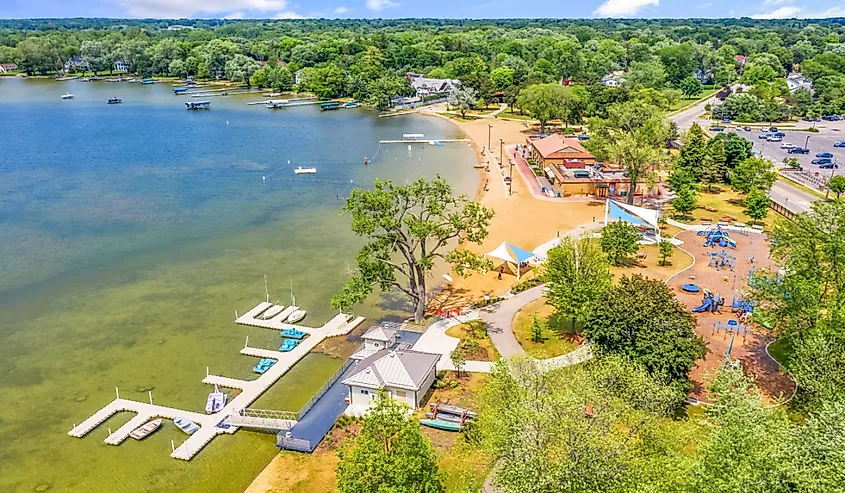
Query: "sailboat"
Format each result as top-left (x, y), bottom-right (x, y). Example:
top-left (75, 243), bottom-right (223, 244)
top-left (284, 280), bottom-right (306, 323)
top-left (205, 385), bottom-right (227, 414)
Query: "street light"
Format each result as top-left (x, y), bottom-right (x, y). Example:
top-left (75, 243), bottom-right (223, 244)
top-left (487, 124), bottom-right (492, 152)
top-left (805, 135), bottom-right (811, 149)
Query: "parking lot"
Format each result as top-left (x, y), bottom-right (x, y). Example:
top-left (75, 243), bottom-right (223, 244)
top-left (723, 121), bottom-right (845, 178)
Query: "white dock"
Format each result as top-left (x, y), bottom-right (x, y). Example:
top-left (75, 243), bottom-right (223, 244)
top-left (379, 138), bottom-right (469, 144)
top-left (69, 307), bottom-right (365, 461)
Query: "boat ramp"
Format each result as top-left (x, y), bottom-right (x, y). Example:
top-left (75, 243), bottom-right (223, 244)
top-left (68, 304), bottom-right (364, 461)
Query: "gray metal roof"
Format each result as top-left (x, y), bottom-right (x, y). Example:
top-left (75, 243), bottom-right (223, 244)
top-left (342, 349), bottom-right (440, 391)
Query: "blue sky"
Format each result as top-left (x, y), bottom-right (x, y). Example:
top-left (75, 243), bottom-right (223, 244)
top-left (1, 0), bottom-right (844, 20)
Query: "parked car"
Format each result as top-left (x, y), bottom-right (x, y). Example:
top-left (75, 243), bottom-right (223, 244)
top-left (773, 132), bottom-right (786, 138)
top-left (819, 162), bottom-right (839, 169)
top-left (812, 158), bottom-right (833, 165)
top-left (770, 127), bottom-right (779, 132)
top-left (767, 136), bottom-right (783, 142)
top-left (743, 126), bottom-right (752, 131)
top-left (781, 142), bottom-right (795, 149)
top-left (822, 115), bottom-right (842, 121)
top-left (803, 116), bottom-right (821, 122)
top-left (816, 152), bottom-right (834, 158)
top-left (834, 142), bottom-right (845, 147)
top-left (788, 147), bottom-right (810, 154)
top-left (721, 118), bottom-right (731, 123)
top-left (710, 126), bottom-right (725, 132)
top-left (758, 133), bottom-right (772, 139)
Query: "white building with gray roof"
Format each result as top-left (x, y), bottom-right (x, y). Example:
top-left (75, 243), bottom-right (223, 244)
top-left (343, 348), bottom-right (440, 415)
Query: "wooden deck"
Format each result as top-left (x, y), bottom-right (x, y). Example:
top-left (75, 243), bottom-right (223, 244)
top-left (68, 306), bottom-right (365, 461)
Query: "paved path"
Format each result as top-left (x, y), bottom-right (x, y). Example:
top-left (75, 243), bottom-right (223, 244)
top-left (478, 286), bottom-right (544, 358)
top-left (412, 310), bottom-right (494, 373)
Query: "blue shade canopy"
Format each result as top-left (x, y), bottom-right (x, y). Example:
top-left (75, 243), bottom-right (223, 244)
top-left (607, 200), bottom-right (654, 230)
top-left (486, 241), bottom-right (536, 264)
top-left (507, 243), bottom-right (536, 263)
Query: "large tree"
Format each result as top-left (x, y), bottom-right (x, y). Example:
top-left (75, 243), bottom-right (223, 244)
top-left (729, 156), bottom-right (777, 194)
top-left (675, 123), bottom-right (709, 181)
top-left (332, 176), bottom-right (493, 322)
top-left (545, 234), bottom-right (612, 330)
top-left (599, 221), bottom-right (641, 265)
top-left (584, 101), bottom-right (668, 204)
top-left (517, 83), bottom-right (567, 133)
top-left (582, 275), bottom-right (707, 394)
top-left (336, 394), bottom-right (443, 493)
top-left (449, 86), bottom-right (478, 119)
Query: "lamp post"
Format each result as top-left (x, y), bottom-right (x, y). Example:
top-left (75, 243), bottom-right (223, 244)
top-left (805, 135), bottom-right (811, 150)
top-left (487, 124), bottom-right (492, 152)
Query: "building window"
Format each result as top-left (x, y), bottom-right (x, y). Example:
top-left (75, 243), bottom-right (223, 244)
top-left (395, 391), bottom-right (406, 398)
top-left (374, 342), bottom-right (380, 347)
top-left (360, 389), bottom-right (369, 395)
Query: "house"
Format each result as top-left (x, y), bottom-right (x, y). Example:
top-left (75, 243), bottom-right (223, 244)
top-left (342, 347), bottom-right (440, 414)
top-left (0, 63), bottom-right (17, 73)
top-left (785, 71), bottom-right (813, 93)
top-left (528, 134), bottom-right (596, 168)
top-left (734, 55), bottom-right (748, 67)
top-left (64, 56), bottom-right (89, 73)
top-left (600, 70), bottom-right (626, 87)
top-left (407, 73), bottom-right (460, 98)
top-left (114, 59), bottom-right (130, 72)
top-left (694, 68), bottom-right (713, 84)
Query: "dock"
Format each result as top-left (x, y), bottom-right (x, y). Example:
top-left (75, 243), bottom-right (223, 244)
top-left (68, 306), bottom-right (365, 461)
top-left (378, 138), bottom-right (470, 144)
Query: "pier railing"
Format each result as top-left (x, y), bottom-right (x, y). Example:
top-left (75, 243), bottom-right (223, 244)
top-left (296, 359), bottom-right (355, 421)
top-left (277, 435), bottom-right (312, 452)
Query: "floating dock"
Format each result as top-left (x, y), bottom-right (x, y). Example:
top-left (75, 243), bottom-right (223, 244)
top-left (379, 138), bottom-right (469, 144)
top-left (68, 305), bottom-right (365, 461)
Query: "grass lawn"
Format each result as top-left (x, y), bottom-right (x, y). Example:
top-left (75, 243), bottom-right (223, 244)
top-left (674, 188), bottom-right (777, 231)
top-left (667, 88), bottom-right (720, 113)
top-left (512, 298), bottom-right (579, 359)
top-left (767, 336), bottom-right (793, 368)
top-left (610, 242), bottom-right (694, 282)
top-left (445, 321), bottom-right (500, 361)
top-left (497, 110), bottom-right (536, 121)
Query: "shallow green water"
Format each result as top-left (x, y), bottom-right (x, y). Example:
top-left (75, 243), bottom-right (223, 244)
top-left (0, 78), bottom-right (477, 492)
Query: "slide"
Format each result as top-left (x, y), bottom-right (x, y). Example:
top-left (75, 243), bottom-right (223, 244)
top-left (692, 298), bottom-right (713, 313)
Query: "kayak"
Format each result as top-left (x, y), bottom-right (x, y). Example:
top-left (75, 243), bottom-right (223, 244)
top-left (420, 419), bottom-right (463, 432)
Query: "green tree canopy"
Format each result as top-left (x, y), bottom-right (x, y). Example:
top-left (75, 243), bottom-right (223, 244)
top-left (729, 156), bottom-right (777, 194)
top-left (545, 234), bottom-right (612, 330)
top-left (599, 221), bottom-right (641, 265)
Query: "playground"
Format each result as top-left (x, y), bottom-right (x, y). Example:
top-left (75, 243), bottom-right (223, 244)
top-left (669, 229), bottom-right (795, 404)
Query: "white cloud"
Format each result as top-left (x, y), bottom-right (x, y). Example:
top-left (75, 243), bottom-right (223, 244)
top-left (763, 0), bottom-right (792, 4)
top-left (752, 5), bottom-right (800, 18)
top-left (274, 10), bottom-right (305, 18)
top-left (800, 6), bottom-right (845, 17)
top-left (593, 0), bottom-right (659, 17)
top-left (224, 11), bottom-right (245, 18)
top-left (366, 0), bottom-right (399, 12)
top-left (334, 6), bottom-right (349, 13)
top-left (111, 0), bottom-right (293, 18)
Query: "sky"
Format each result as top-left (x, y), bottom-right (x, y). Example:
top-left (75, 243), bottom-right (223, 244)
top-left (1, 0), bottom-right (844, 21)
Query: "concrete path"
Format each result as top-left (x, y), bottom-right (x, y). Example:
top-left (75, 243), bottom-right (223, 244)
top-left (412, 310), bottom-right (494, 373)
top-left (478, 286), bottom-right (544, 358)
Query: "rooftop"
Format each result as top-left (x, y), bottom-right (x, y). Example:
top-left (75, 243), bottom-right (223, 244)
top-left (361, 324), bottom-right (397, 342)
top-left (342, 348), bottom-right (440, 392)
top-left (531, 134), bottom-right (594, 160)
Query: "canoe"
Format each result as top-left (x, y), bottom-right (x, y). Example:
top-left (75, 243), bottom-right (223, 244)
top-left (129, 418), bottom-right (163, 440)
top-left (173, 417), bottom-right (200, 435)
top-left (420, 419), bottom-right (462, 432)
top-left (429, 403), bottom-right (478, 418)
top-left (286, 309), bottom-right (306, 323)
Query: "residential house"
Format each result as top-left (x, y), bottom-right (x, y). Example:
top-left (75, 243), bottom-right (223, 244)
top-left (694, 68), bottom-right (713, 84)
top-left (528, 134), bottom-right (596, 168)
top-left (64, 56), bottom-right (89, 73)
top-left (343, 347), bottom-right (440, 413)
top-left (600, 70), bottom-right (626, 87)
top-left (114, 59), bottom-right (130, 72)
top-left (734, 55), bottom-right (748, 67)
top-left (0, 63), bottom-right (17, 73)
top-left (785, 71), bottom-right (813, 93)
top-left (407, 73), bottom-right (460, 98)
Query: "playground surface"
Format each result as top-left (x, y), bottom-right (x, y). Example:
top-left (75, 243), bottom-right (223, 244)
top-left (669, 230), bottom-right (795, 404)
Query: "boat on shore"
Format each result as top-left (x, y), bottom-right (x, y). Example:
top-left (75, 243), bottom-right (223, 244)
top-left (420, 419), bottom-right (463, 432)
top-left (173, 417), bottom-right (200, 435)
top-left (205, 385), bottom-right (227, 414)
top-left (429, 403), bottom-right (478, 418)
top-left (61, 93), bottom-right (74, 100)
top-left (129, 418), bottom-right (163, 440)
top-left (286, 308), bottom-right (306, 323)
top-left (294, 167), bottom-right (316, 175)
top-left (107, 97), bottom-right (122, 104)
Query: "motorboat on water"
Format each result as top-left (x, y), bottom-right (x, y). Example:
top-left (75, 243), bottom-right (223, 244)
top-left (129, 418), bottom-right (163, 440)
top-left (173, 417), bottom-right (200, 435)
top-left (294, 167), bottom-right (316, 175)
top-left (286, 309), bottom-right (306, 324)
top-left (261, 304), bottom-right (284, 320)
top-left (107, 97), bottom-right (122, 104)
top-left (205, 385), bottom-right (227, 414)
top-left (61, 93), bottom-right (74, 99)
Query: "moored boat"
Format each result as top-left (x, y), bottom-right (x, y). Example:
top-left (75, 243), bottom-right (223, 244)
top-left (61, 93), bottom-right (74, 99)
top-left (173, 87), bottom-right (189, 94)
top-left (293, 167), bottom-right (316, 175)
top-left (185, 101), bottom-right (211, 110)
top-left (261, 304), bottom-right (284, 320)
top-left (129, 418), bottom-right (163, 440)
top-left (266, 100), bottom-right (288, 109)
top-left (107, 97), bottom-right (122, 104)
top-left (205, 385), bottom-right (227, 414)
top-left (252, 358), bottom-right (277, 374)
top-left (420, 419), bottom-right (463, 432)
top-left (141, 78), bottom-right (156, 84)
top-left (173, 417), bottom-right (200, 435)
top-left (320, 101), bottom-right (340, 111)
top-left (286, 309), bottom-right (306, 323)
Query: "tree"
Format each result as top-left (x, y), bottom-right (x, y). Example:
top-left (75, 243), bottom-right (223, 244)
top-left (712, 93), bottom-right (761, 121)
top-left (529, 314), bottom-right (544, 343)
top-left (584, 101), bottom-right (668, 204)
top-left (626, 60), bottom-right (668, 89)
top-left (310, 63), bottom-right (345, 98)
top-left (449, 86), bottom-right (478, 119)
top-left (490, 66), bottom-right (515, 92)
top-left (331, 176), bottom-right (493, 322)
top-left (367, 75), bottom-right (407, 111)
top-left (224, 54), bottom-right (260, 84)
top-left (744, 188), bottom-right (770, 225)
top-left (80, 40), bottom-right (109, 75)
top-left (450, 349), bottom-right (466, 378)
top-left (676, 123), bottom-right (708, 180)
top-left (783, 157), bottom-right (801, 170)
top-left (729, 156), bottom-right (777, 194)
top-left (659, 43), bottom-right (697, 85)
top-left (545, 235), bottom-right (612, 330)
top-left (599, 221), bottom-right (641, 265)
top-left (679, 75), bottom-right (703, 98)
top-left (712, 132), bottom-right (753, 169)
top-left (702, 138), bottom-right (727, 191)
top-left (672, 184), bottom-right (699, 218)
top-left (480, 356), bottom-right (680, 493)
top-left (828, 175), bottom-right (845, 200)
top-left (583, 275), bottom-right (707, 394)
top-left (516, 83), bottom-right (567, 133)
top-left (658, 239), bottom-right (674, 266)
top-left (336, 393), bottom-right (443, 493)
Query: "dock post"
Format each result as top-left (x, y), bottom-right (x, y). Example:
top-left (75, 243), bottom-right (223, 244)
top-left (108, 428), bottom-right (112, 437)
top-left (171, 440), bottom-right (175, 453)
top-left (245, 336), bottom-right (249, 348)
top-left (115, 386), bottom-right (119, 400)
top-left (149, 391), bottom-right (153, 405)
top-left (206, 366), bottom-right (209, 377)
top-left (235, 310), bottom-right (238, 321)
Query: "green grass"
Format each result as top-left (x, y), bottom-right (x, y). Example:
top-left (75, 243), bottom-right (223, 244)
top-left (512, 298), bottom-right (579, 359)
top-left (667, 88), bottom-right (720, 113)
top-left (446, 321), bottom-right (500, 361)
top-left (497, 110), bottom-right (536, 121)
top-left (677, 188), bottom-right (777, 231)
top-left (767, 337), bottom-right (793, 368)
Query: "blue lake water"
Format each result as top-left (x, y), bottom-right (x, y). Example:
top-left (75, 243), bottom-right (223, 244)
top-left (0, 77), bottom-right (477, 493)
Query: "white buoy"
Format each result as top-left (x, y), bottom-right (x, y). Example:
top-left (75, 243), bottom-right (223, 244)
top-left (262, 176), bottom-right (266, 182)
top-left (226, 120), bottom-right (229, 125)
top-left (408, 145), bottom-right (412, 151)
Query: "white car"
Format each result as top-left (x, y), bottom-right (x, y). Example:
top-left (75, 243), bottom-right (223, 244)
top-left (780, 142), bottom-right (795, 149)
top-left (767, 136), bottom-right (783, 142)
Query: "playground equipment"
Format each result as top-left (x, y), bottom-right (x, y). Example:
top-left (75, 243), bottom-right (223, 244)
top-left (692, 289), bottom-right (724, 313)
top-left (708, 250), bottom-right (736, 271)
top-left (714, 319), bottom-right (748, 340)
top-left (731, 296), bottom-right (754, 315)
top-left (698, 225), bottom-right (737, 249)
top-left (682, 283), bottom-right (701, 293)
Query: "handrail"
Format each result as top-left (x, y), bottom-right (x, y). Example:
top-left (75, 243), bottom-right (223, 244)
top-left (296, 359), bottom-right (355, 420)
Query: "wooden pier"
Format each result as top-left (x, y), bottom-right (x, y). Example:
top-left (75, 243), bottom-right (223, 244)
top-left (68, 306), bottom-right (365, 461)
top-left (378, 138), bottom-right (470, 144)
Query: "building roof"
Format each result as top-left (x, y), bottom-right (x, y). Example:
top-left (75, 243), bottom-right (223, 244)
top-left (531, 134), bottom-right (594, 160)
top-left (342, 349), bottom-right (440, 392)
top-left (361, 324), bottom-right (397, 342)
top-left (734, 55), bottom-right (747, 63)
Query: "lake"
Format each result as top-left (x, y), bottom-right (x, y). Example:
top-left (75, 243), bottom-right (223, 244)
top-left (0, 77), bottom-right (477, 493)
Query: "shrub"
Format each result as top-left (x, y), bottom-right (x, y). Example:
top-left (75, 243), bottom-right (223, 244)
top-left (449, 380), bottom-right (459, 389)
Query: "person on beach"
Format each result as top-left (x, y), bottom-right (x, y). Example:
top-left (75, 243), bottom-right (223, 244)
top-left (498, 266), bottom-right (503, 280)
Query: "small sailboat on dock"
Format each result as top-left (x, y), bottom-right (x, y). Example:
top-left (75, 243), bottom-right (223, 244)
top-left (129, 418), bottom-right (163, 440)
top-left (261, 304), bottom-right (284, 320)
top-left (286, 309), bottom-right (306, 324)
top-left (205, 385), bottom-right (227, 414)
top-left (174, 417), bottom-right (200, 435)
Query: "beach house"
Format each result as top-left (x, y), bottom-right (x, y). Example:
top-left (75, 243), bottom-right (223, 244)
top-left (407, 73), bottom-right (461, 98)
top-left (343, 344), bottom-right (440, 414)
top-left (0, 63), bottom-right (17, 73)
top-left (527, 134), bottom-right (596, 168)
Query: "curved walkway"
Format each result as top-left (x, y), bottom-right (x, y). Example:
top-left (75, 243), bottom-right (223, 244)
top-left (477, 286), bottom-right (544, 358)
